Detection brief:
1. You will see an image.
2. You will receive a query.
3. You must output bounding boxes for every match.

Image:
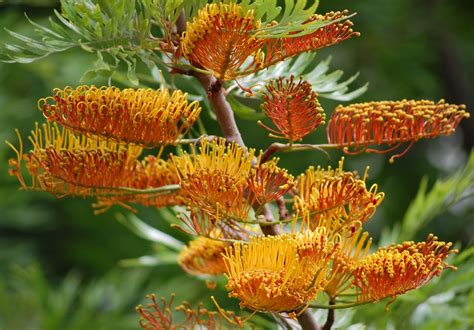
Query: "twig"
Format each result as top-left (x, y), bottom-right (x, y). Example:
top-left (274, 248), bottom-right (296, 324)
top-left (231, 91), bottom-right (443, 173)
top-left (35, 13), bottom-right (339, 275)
top-left (261, 142), bottom-right (338, 163)
top-left (323, 298), bottom-right (336, 330)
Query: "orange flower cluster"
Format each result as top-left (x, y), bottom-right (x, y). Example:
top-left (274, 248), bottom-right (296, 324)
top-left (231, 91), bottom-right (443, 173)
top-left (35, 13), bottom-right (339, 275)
top-left (172, 139), bottom-right (255, 220)
top-left (327, 99), bottom-right (470, 162)
top-left (8, 123), bottom-right (180, 210)
top-left (181, 3), bottom-right (264, 80)
top-left (259, 77), bottom-right (326, 142)
top-left (353, 234), bottom-right (457, 302)
top-left (324, 229), bottom-right (372, 297)
top-left (172, 139), bottom-right (292, 222)
top-left (223, 229), bottom-right (337, 313)
top-left (247, 159), bottom-right (295, 205)
top-left (181, 4), bottom-right (357, 80)
top-left (137, 294), bottom-right (244, 330)
top-left (178, 234), bottom-right (231, 276)
top-left (293, 158), bottom-right (384, 232)
top-left (38, 86), bottom-right (201, 146)
top-left (262, 11), bottom-right (359, 67)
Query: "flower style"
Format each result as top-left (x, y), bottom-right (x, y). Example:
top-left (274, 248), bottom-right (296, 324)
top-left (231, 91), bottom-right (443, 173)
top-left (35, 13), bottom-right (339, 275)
top-left (8, 123), bottom-right (181, 210)
top-left (259, 76), bottom-right (326, 142)
top-left (324, 229), bottom-right (372, 297)
top-left (353, 234), bottom-right (457, 302)
top-left (181, 3), bottom-right (264, 80)
top-left (137, 294), bottom-right (244, 330)
top-left (223, 230), bottom-right (337, 313)
top-left (38, 86), bottom-right (201, 146)
top-left (262, 10), bottom-right (359, 67)
top-left (293, 158), bottom-right (384, 232)
top-left (171, 139), bottom-right (255, 220)
top-left (178, 234), bottom-right (231, 276)
top-left (247, 158), bottom-right (295, 205)
top-left (327, 99), bottom-right (470, 162)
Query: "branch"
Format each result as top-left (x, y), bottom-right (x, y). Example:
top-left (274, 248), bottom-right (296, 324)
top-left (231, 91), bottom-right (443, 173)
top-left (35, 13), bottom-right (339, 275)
top-left (261, 142), bottom-right (338, 163)
top-left (322, 298), bottom-right (336, 330)
top-left (297, 310), bottom-right (322, 330)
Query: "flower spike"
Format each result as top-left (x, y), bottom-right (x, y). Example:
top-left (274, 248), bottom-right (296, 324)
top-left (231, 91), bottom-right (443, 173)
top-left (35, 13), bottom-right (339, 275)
top-left (259, 76), bottom-right (326, 142)
top-left (171, 139), bottom-right (255, 220)
top-left (247, 158), bottom-right (295, 205)
top-left (327, 99), bottom-right (470, 162)
top-left (353, 234), bottom-right (457, 302)
top-left (223, 230), bottom-right (337, 313)
top-left (293, 158), bottom-right (384, 232)
top-left (181, 3), bottom-right (264, 81)
top-left (38, 86), bottom-right (201, 146)
top-left (8, 123), bottom-right (181, 210)
top-left (178, 234), bottom-right (231, 276)
top-left (262, 10), bottom-right (359, 67)
top-left (137, 293), bottom-right (244, 330)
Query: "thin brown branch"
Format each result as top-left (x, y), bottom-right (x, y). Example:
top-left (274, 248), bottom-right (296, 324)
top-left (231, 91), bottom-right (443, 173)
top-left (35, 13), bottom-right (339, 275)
top-left (261, 142), bottom-right (337, 163)
top-left (297, 310), bottom-right (322, 330)
top-left (323, 298), bottom-right (336, 330)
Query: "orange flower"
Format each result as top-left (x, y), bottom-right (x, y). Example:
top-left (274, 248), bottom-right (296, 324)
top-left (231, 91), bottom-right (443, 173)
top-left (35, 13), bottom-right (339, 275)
top-left (8, 123), bottom-right (180, 210)
top-left (223, 230), bottom-right (336, 313)
top-left (263, 11), bottom-right (359, 67)
top-left (178, 234), bottom-right (231, 276)
top-left (247, 158), bottom-right (295, 204)
top-left (171, 139), bottom-right (255, 220)
top-left (259, 76), bottom-right (325, 142)
top-left (327, 99), bottom-right (470, 162)
top-left (324, 229), bottom-right (372, 297)
top-left (353, 234), bottom-right (457, 302)
top-left (38, 86), bottom-right (201, 146)
top-left (137, 294), bottom-right (244, 330)
top-left (181, 3), bottom-right (264, 80)
top-left (293, 158), bottom-right (384, 232)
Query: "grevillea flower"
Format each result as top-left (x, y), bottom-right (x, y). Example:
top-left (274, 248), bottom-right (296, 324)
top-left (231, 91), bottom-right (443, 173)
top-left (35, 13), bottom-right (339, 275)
top-left (181, 3), bottom-right (264, 80)
top-left (324, 229), bottom-right (372, 297)
top-left (8, 123), bottom-right (181, 210)
top-left (171, 139), bottom-right (255, 220)
top-left (247, 158), bottom-right (295, 204)
top-left (293, 158), bottom-right (384, 232)
top-left (223, 230), bottom-right (337, 313)
top-left (259, 76), bottom-right (325, 142)
top-left (327, 99), bottom-right (470, 162)
top-left (178, 234), bottom-right (231, 276)
top-left (38, 86), bottom-right (201, 146)
top-left (353, 234), bottom-right (457, 302)
top-left (262, 11), bottom-right (359, 67)
top-left (137, 294), bottom-right (244, 329)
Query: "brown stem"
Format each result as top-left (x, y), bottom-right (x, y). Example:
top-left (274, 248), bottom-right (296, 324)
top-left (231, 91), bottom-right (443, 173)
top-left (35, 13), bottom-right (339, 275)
top-left (276, 196), bottom-right (290, 221)
top-left (297, 310), bottom-right (322, 330)
top-left (323, 298), bottom-right (336, 330)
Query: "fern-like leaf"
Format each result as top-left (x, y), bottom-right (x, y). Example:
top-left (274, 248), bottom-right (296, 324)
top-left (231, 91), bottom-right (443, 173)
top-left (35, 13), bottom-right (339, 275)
top-left (228, 53), bottom-right (368, 102)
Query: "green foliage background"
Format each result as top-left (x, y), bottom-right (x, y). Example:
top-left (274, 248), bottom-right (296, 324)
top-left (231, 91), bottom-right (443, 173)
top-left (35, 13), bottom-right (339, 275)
top-left (0, 0), bottom-right (473, 329)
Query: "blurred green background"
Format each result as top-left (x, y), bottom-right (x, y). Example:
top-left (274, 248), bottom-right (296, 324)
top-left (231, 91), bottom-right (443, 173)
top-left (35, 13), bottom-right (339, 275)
top-left (0, 0), bottom-right (473, 329)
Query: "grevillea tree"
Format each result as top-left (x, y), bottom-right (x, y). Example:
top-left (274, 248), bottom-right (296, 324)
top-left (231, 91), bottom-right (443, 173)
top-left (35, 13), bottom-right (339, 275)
top-left (2, 1), bottom-right (471, 329)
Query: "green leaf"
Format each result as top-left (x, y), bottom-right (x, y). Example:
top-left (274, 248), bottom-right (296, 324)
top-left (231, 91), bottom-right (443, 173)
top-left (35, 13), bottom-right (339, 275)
top-left (229, 53), bottom-right (367, 102)
top-left (393, 150), bottom-right (474, 241)
top-left (115, 213), bottom-right (184, 250)
top-left (227, 94), bottom-right (264, 120)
